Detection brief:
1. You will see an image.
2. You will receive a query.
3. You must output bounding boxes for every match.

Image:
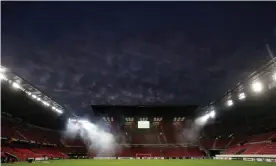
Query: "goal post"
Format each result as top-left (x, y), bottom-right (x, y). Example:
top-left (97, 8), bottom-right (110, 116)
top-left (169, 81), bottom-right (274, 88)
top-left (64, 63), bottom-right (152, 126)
top-left (136, 153), bottom-right (151, 159)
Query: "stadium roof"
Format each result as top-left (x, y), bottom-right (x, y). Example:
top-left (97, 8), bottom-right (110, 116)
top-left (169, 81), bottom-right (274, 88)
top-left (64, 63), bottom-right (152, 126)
top-left (1, 81), bottom-right (68, 130)
top-left (196, 57), bottom-right (276, 116)
top-left (1, 65), bottom-right (65, 115)
top-left (91, 105), bottom-right (198, 120)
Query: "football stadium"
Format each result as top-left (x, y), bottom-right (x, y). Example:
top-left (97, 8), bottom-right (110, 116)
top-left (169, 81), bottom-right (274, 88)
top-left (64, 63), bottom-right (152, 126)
top-left (1, 57), bottom-right (276, 166)
top-left (1, 2), bottom-right (276, 166)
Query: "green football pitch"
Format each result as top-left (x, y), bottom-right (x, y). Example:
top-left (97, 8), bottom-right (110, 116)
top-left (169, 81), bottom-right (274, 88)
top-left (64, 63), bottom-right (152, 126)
top-left (2, 159), bottom-right (275, 166)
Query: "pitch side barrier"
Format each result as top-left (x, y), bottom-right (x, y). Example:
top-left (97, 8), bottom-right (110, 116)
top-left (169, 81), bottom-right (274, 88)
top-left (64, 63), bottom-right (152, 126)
top-left (92, 157), bottom-right (204, 160)
top-left (215, 154), bottom-right (276, 163)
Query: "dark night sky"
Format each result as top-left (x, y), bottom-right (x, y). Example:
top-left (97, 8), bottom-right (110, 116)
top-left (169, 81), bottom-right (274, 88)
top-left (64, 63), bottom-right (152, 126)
top-left (1, 2), bottom-right (276, 115)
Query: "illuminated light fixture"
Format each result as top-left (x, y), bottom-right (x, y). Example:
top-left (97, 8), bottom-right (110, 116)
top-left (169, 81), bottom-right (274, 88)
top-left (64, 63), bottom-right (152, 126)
top-left (238, 92), bottom-right (246, 100)
top-left (51, 106), bottom-right (56, 110)
top-left (79, 119), bottom-right (90, 124)
top-left (273, 72), bottom-right (276, 81)
top-left (32, 94), bottom-right (37, 99)
top-left (69, 118), bottom-right (77, 122)
top-left (56, 109), bottom-right (63, 114)
top-left (251, 81), bottom-right (263, 93)
top-left (0, 67), bottom-right (6, 73)
top-left (209, 110), bottom-right (216, 118)
top-left (36, 97), bottom-right (41, 101)
top-left (12, 82), bottom-right (21, 89)
top-left (0, 73), bottom-right (7, 80)
top-left (202, 114), bottom-right (210, 122)
top-left (226, 99), bottom-right (234, 107)
top-left (42, 101), bottom-right (50, 107)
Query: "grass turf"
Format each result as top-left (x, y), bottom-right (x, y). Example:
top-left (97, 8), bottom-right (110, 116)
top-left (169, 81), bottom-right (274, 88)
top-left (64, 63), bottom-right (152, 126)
top-left (2, 159), bottom-right (275, 166)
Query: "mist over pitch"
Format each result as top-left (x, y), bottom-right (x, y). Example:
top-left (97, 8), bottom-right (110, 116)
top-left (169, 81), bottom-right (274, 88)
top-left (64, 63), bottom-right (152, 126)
top-left (64, 119), bottom-right (119, 155)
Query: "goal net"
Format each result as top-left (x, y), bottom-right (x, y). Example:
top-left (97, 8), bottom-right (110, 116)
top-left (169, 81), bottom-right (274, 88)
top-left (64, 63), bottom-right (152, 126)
top-left (136, 153), bottom-right (151, 159)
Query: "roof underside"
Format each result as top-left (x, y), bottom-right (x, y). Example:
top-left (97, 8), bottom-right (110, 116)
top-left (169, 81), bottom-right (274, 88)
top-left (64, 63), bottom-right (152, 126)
top-left (91, 105), bottom-right (198, 119)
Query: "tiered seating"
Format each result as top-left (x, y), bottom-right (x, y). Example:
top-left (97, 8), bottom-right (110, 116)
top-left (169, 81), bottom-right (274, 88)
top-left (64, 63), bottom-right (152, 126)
top-left (162, 147), bottom-right (198, 157)
top-left (247, 132), bottom-right (275, 142)
top-left (259, 143), bottom-right (276, 154)
top-left (14, 148), bottom-right (43, 158)
top-left (214, 139), bottom-right (232, 149)
top-left (2, 115), bottom-right (276, 158)
top-left (1, 125), bottom-right (25, 140)
top-left (144, 133), bottom-right (159, 144)
top-left (224, 142), bottom-right (276, 155)
top-left (31, 148), bottom-right (68, 158)
top-left (223, 144), bottom-right (244, 154)
top-left (1, 147), bottom-right (14, 154)
top-left (1, 117), bottom-right (62, 145)
top-left (161, 124), bottom-right (177, 143)
top-left (117, 148), bottom-right (133, 157)
top-left (187, 147), bottom-right (204, 157)
top-left (200, 139), bottom-right (214, 149)
top-left (19, 129), bottom-right (46, 143)
top-left (1, 147), bottom-right (26, 161)
top-left (132, 147), bottom-right (161, 157)
top-left (43, 131), bottom-right (62, 145)
top-left (130, 132), bottom-right (159, 144)
top-left (242, 143), bottom-right (267, 154)
top-left (227, 136), bottom-right (246, 147)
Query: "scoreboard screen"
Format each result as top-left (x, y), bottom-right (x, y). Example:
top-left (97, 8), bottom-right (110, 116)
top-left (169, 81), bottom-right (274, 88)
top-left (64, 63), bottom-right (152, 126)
top-left (138, 121), bottom-right (150, 129)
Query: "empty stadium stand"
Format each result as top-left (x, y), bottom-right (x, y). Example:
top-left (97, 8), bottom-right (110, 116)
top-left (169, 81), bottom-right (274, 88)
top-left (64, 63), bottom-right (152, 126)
top-left (2, 112), bottom-right (276, 161)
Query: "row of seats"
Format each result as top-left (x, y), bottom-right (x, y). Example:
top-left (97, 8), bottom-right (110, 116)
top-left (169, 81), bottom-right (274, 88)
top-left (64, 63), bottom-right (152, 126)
top-left (224, 142), bottom-right (276, 155)
top-left (200, 132), bottom-right (276, 150)
top-left (2, 146), bottom-right (203, 159)
top-left (32, 148), bottom-right (68, 158)
top-left (1, 147), bottom-right (68, 161)
top-left (247, 132), bottom-right (275, 143)
top-left (91, 147), bottom-right (204, 157)
top-left (1, 122), bottom-right (60, 145)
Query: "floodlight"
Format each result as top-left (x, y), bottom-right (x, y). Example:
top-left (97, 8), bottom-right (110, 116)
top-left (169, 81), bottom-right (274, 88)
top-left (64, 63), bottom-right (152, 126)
top-left (202, 114), bottom-right (210, 122)
top-left (36, 97), bottom-right (41, 101)
top-left (209, 110), bottom-right (216, 118)
top-left (12, 82), bottom-right (21, 89)
top-left (195, 114), bottom-right (210, 126)
top-left (251, 81), bottom-right (263, 93)
top-left (32, 94), bottom-right (37, 99)
top-left (273, 72), bottom-right (276, 81)
top-left (56, 109), bottom-right (63, 114)
top-left (238, 92), bottom-right (246, 100)
top-left (0, 67), bottom-right (6, 73)
top-left (42, 101), bottom-right (50, 106)
top-left (226, 99), bottom-right (233, 107)
top-left (79, 119), bottom-right (90, 124)
top-left (0, 73), bottom-right (7, 80)
top-left (69, 118), bottom-right (77, 122)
